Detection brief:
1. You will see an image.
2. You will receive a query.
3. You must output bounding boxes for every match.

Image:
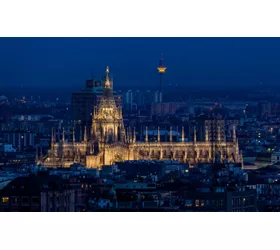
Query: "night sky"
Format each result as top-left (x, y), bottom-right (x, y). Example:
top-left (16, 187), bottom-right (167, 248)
top-left (1, 37), bottom-right (280, 91)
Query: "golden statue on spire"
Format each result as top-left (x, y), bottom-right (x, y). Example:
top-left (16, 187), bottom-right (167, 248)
top-left (105, 66), bottom-right (111, 88)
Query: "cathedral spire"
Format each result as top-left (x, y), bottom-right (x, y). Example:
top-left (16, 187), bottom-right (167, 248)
top-left (181, 126), bottom-right (184, 142)
top-left (126, 127), bottom-right (129, 143)
top-left (232, 125), bottom-right (236, 142)
top-left (94, 106), bottom-right (97, 116)
top-left (157, 127), bottom-right (160, 142)
top-left (217, 126), bottom-right (221, 142)
top-left (62, 127), bottom-right (65, 144)
top-left (205, 126), bottom-right (209, 142)
top-left (133, 127), bottom-right (136, 143)
top-left (235, 138), bottom-right (240, 161)
top-left (193, 126), bottom-right (196, 143)
top-left (72, 127), bottom-right (75, 143)
top-left (145, 127), bottom-right (148, 142)
top-left (84, 126), bottom-right (87, 142)
top-left (51, 127), bottom-right (56, 149)
top-left (129, 127), bottom-right (132, 143)
top-left (105, 66), bottom-right (111, 89)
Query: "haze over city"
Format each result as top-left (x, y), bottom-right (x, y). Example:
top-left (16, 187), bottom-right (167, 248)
top-left (1, 38), bottom-right (280, 91)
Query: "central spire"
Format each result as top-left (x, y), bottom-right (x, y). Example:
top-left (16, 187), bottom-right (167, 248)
top-left (105, 66), bottom-right (111, 88)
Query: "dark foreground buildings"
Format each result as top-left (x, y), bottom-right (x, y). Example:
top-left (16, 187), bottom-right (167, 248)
top-left (0, 174), bottom-right (75, 212)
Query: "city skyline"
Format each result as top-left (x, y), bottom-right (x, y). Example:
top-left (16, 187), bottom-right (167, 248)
top-left (1, 38), bottom-right (280, 213)
top-left (1, 2), bottom-right (279, 249)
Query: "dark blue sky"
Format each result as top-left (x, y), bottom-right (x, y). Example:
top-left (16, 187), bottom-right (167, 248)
top-left (1, 38), bottom-right (280, 90)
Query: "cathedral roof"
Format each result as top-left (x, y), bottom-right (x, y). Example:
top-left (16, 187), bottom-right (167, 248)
top-left (96, 67), bottom-right (120, 117)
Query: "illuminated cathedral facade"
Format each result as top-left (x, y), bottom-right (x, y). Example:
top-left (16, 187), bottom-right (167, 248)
top-left (43, 67), bottom-right (242, 169)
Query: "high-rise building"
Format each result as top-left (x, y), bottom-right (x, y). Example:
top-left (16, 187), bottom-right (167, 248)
top-left (154, 91), bottom-right (162, 103)
top-left (150, 102), bottom-right (186, 117)
top-left (124, 90), bottom-right (133, 111)
top-left (72, 79), bottom-right (102, 129)
top-left (124, 90), bottom-right (151, 112)
top-left (257, 101), bottom-right (271, 116)
top-left (125, 90), bottom-right (133, 104)
top-left (4, 130), bottom-right (35, 151)
top-left (134, 90), bottom-right (145, 108)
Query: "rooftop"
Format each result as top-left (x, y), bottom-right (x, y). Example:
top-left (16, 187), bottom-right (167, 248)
top-left (0, 175), bottom-right (69, 196)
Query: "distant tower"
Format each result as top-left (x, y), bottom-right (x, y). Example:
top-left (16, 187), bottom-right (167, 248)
top-left (157, 53), bottom-right (167, 103)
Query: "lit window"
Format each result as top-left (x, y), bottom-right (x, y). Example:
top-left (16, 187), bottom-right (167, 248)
top-left (2, 197), bottom-right (9, 203)
top-left (195, 200), bottom-right (199, 207)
